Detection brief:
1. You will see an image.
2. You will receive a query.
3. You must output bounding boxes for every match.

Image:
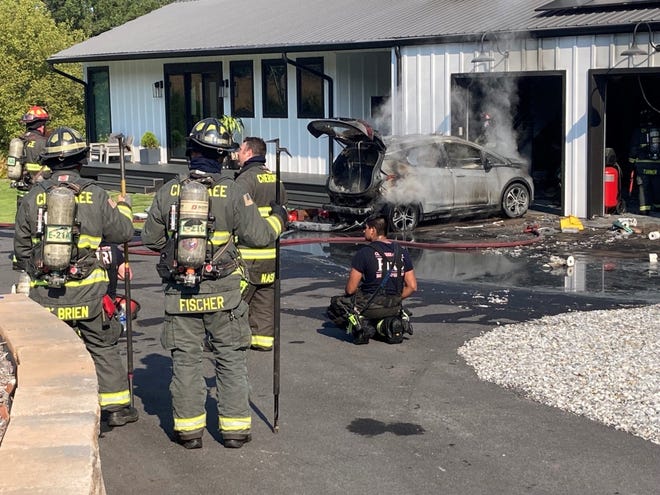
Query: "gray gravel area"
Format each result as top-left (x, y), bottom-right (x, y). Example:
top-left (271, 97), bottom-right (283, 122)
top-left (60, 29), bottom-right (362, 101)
top-left (458, 304), bottom-right (660, 445)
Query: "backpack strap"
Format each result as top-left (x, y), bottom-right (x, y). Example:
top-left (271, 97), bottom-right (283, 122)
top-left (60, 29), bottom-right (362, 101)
top-left (356, 242), bottom-right (402, 315)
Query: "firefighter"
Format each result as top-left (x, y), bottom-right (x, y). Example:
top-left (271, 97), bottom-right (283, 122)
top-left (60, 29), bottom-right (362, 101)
top-left (234, 136), bottom-right (288, 351)
top-left (327, 215), bottom-right (417, 345)
top-left (629, 109), bottom-right (660, 215)
top-left (13, 126), bottom-right (138, 427)
top-left (140, 118), bottom-right (287, 450)
top-left (9, 106), bottom-right (51, 208)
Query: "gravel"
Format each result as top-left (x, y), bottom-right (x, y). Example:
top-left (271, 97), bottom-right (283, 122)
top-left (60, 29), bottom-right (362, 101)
top-left (458, 304), bottom-right (660, 445)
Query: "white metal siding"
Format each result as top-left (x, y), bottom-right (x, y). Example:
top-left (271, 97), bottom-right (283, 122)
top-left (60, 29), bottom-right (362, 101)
top-left (89, 30), bottom-right (660, 217)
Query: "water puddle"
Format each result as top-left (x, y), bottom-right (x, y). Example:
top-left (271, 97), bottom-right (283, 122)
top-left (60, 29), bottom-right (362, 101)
top-left (283, 238), bottom-right (660, 303)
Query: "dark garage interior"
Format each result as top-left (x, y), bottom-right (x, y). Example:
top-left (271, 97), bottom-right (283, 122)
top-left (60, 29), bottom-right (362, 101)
top-left (451, 73), bottom-right (565, 215)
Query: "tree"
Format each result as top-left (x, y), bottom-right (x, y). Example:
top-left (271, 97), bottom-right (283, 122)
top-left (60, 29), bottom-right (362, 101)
top-left (42, 0), bottom-right (172, 37)
top-left (0, 0), bottom-right (86, 154)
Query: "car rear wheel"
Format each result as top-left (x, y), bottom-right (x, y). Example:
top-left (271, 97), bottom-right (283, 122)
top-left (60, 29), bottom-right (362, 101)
top-left (501, 182), bottom-right (530, 218)
top-left (387, 204), bottom-right (420, 232)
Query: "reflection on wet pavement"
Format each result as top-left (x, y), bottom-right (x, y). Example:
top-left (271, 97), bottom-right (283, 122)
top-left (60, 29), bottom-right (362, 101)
top-left (282, 232), bottom-right (660, 304)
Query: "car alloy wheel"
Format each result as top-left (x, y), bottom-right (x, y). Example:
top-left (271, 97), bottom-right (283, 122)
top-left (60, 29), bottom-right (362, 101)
top-left (388, 204), bottom-right (420, 232)
top-left (502, 183), bottom-right (530, 218)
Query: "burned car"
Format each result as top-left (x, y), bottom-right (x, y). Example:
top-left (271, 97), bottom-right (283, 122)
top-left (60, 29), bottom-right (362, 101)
top-left (307, 119), bottom-right (534, 231)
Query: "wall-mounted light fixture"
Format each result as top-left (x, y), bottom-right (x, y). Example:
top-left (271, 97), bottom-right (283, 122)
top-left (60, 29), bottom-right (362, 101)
top-left (152, 80), bottom-right (164, 98)
top-left (471, 32), bottom-right (509, 64)
top-left (621, 21), bottom-right (660, 57)
top-left (218, 79), bottom-right (229, 98)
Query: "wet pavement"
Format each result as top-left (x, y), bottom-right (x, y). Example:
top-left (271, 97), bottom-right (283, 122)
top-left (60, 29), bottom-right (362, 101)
top-left (284, 209), bottom-right (660, 304)
top-left (0, 212), bottom-right (658, 494)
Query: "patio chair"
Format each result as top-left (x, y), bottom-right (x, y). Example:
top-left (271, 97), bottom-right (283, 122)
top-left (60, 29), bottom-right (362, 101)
top-left (103, 133), bottom-right (134, 163)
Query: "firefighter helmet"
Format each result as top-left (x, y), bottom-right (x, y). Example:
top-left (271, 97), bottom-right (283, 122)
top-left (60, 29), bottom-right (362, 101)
top-left (186, 118), bottom-right (238, 157)
top-left (39, 126), bottom-right (89, 168)
top-left (20, 106), bottom-right (50, 125)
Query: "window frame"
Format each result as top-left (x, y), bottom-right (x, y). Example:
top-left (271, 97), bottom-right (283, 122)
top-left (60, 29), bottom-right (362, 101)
top-left (262, 59), bottom-right (288, 118)
top-left (230, 60), bottom-right (254, 118)
top-left (296, 56), bottom-right (325, 119)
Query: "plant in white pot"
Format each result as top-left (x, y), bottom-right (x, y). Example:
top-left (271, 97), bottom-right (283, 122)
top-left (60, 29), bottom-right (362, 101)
top-left (139, 131), bottom-right (160, 164)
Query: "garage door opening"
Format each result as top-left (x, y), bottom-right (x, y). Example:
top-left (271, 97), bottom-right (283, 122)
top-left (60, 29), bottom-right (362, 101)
top-left (451, 73), bottom-right (565, 215)
top-left (590, 69), bottom-right (660, 217)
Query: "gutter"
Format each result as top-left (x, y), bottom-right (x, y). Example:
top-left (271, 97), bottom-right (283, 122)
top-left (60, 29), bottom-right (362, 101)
top-left (282, 53), bottom-right (335, 167)
top-left (47, 61), bottom-right (91, 141)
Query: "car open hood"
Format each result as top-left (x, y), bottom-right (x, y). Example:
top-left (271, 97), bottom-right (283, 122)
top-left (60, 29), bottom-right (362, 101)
top-left (307, 118), bottom-right (386, 150)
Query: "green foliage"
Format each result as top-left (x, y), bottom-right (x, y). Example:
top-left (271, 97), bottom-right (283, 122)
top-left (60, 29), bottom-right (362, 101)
top-left (220, 115), bottom-right (244, 141)
top-left (140, 131), bottom-right (160, 149)
top-left (42, 0), bottom-right (174, 37)
top-left (0, 0), bottom-right (86, 154)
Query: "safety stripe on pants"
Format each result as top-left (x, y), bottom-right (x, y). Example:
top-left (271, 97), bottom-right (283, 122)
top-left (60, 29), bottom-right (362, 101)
top-left (219, 416), bottom-right (251, 432)
top-left (174, 413), bottom-right (206, 432)
top-left (251, 335), bottom-right (274, 349)
top-left (99, 389), bottom-right (131, 408)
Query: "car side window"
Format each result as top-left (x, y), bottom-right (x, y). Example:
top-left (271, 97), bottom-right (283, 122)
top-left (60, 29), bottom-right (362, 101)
top-left (405, 144), bottom-right (441, 168)
top-left (445, 143), bottom-right (482, 170)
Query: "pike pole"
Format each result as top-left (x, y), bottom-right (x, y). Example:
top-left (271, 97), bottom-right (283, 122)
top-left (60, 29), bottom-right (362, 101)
top-left (266, 138), bottom-right (291, 432)
top-left (118, 135), bottom-right (135, 406)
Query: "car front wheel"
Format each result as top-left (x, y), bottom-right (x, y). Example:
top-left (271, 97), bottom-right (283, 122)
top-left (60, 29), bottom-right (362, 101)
top-left (387, 204), bottom-right (420, 232)
top-left (501, 183), bottom-right (530, 218)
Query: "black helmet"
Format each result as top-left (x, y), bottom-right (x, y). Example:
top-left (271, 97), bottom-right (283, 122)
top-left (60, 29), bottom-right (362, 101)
top-left (39, 126), bottom-right (89, 168)
top-left (186, 118), bottom-right (238, 157)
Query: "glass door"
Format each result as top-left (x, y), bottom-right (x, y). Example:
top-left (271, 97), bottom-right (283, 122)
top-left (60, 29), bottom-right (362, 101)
top-left (165, 62), bottom-right (223, 161)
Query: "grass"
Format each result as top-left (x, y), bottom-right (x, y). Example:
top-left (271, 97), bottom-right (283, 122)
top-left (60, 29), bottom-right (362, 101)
top-left (0, 179), bottom-right (154, 225)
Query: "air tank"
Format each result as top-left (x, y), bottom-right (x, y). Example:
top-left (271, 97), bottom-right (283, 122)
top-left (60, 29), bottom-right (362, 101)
top-left (7, 138), bottom-right (24, 180)
top-left (177, 181), bottom-right (209, 268)
top-left (43, 187), bottom-right (76, 271)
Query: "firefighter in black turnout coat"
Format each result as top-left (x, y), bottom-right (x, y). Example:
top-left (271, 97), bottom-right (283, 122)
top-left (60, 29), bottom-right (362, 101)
top-left (629, 109), bottom-right (660, 215)
top-left (234, 136), bottom-right (288, 351)
top-left (13, 126), bottom-right (138, 427)
top-left (141, 118), bottom-right (286, 450)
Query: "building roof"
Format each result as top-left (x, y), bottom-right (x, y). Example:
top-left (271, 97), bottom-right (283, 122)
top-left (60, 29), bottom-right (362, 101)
top-left (49, 0), bottom-right (660, 63)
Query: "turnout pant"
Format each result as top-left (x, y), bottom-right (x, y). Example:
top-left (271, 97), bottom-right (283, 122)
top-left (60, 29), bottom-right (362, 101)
top-left (74, 311), bottom-right (130, 410)
top-left (243, 282), bottom-right (275, 349)
top-left (161, 300), bottom-right (251, 440)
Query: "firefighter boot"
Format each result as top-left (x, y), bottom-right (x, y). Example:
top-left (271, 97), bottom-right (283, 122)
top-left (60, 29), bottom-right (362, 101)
top-left (177, 430), bottom-right (203, 450)
top-left (106, 406), bottom-right (139, 427)
top-left (222, 433), bottom-right (252, 449)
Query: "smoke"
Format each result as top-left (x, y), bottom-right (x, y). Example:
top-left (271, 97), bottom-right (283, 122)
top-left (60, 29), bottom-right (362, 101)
top-left (363, 75), bottom-right (526, 209)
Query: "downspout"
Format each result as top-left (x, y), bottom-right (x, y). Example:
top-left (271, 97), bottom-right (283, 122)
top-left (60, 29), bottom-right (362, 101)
top-left (282, 53), bottom-right (334, 165)
top-left (47, 61), bottom-right (90, 141)
top-left (394, 46), bottom-right (402, 135)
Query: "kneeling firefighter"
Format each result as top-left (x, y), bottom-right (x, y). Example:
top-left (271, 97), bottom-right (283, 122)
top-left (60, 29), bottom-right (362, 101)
top-left (13, 126), bottom-right (138, 427)
top-left (327, 215), bottom-right (417, 345)
top-left (141, 118), bottom-right (287, 450)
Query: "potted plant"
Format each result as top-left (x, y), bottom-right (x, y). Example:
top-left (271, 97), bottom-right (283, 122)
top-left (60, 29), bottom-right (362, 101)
top-left (220, 115), bottom-right (244, 144)
top-left (139, 131), bottom-right (160, 164)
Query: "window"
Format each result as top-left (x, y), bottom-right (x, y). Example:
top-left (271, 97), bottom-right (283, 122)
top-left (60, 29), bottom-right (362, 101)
top-left (262, 59), bottom-right (287, 118)
top-left (445, 143), bottom-right (482, 169)
top-left (87, 66), bottom-right (111, 142)
top-left (296, 57), bottom-right (324, 118)
top-left (230, 61), bottom-right (254, 118)
top-left (164, 62), bottom-right (223, 161)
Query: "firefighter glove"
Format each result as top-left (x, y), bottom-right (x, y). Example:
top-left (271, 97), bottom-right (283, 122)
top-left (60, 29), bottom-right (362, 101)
top-left (269, 201), bottom-right (288, 228)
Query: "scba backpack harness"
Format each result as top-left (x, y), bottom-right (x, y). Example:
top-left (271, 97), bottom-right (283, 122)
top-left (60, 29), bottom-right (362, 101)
top-left (345, 243), bottom-right (413, 345)
top-left (157, 177), bottom-right (244, 287)
top-left (30, 180), bottom-right (101, 288)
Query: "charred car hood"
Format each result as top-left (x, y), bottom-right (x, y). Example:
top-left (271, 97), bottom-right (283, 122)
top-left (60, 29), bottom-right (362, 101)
top-left (307, 118), bottom-right (386, 150)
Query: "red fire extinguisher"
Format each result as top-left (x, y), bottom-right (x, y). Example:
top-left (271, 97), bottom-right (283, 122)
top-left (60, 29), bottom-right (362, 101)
top-left (604, 165), bottom-right (619, 211)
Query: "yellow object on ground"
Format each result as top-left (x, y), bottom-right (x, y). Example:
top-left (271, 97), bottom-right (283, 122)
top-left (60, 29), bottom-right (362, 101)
top-left (559, 215), bottom-right (584, 232)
